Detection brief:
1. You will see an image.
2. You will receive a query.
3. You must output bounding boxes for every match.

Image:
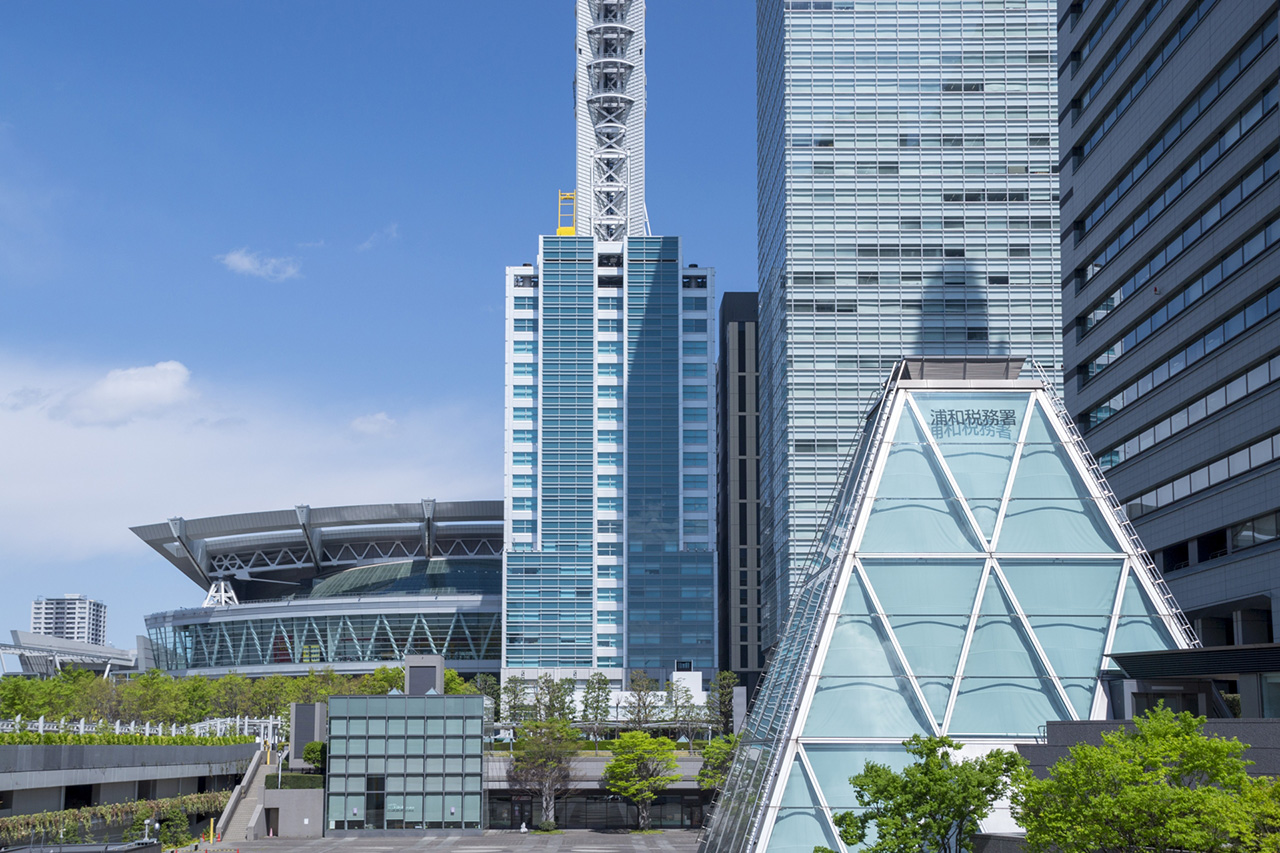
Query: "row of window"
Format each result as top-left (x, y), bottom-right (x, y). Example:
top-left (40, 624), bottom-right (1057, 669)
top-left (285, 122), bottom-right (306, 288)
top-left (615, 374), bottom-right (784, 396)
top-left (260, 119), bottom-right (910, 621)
top-left (1076, 0), bottom-right (1173, 116)
top-left (1075, 0), bottom-right (1141, 71)
top-left (1077, 0), bottom-right (1223, 163)
top-left (1099, 351), bottom-right (1280, 470)
top-left (1083, 220), bottom-right (1280, 429)
top-left (1081, 147), bottom-right (1277, 323)
top-left (1125, 428), bottom-right (1280, 520)
top-left (1082, 203), bottom-right (1279, 385)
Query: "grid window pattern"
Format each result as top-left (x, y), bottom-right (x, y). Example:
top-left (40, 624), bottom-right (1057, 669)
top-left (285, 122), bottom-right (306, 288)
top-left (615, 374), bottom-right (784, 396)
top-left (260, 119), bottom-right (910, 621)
top-left (326, 695), bottom-right (488, 831)
top-left (755, 0), bottom-right (1062, 646)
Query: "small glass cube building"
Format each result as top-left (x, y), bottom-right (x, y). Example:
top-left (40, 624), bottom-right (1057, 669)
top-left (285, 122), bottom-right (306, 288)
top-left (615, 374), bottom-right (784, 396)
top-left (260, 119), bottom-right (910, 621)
top-left (326, 694), bottom-right (490, 832)
top-left (701, 359), bottom-right (1199, 853)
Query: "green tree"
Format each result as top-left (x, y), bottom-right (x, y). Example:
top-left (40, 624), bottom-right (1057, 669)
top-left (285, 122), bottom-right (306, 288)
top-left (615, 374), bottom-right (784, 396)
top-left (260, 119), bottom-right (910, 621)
top-left (443, 669), bottom-right (476, 695)
top-left (580, 672), bottom-right (613, 753)
top-left (707, 670), bottom-right (739, 736)
top-left (664, 679), bottom-right (698, 746)
top-left (473, 673), bottom-right (500, 715)
top-left (158, 799), bottom-right (192, 848)
top-left (697, 734), bottom-right (739, 793)
top-left (625, 670), bottom-right (661, 729)
top-left (501, 676), bottom-right (531, 723)
top-left (602, 730), bottom-right (682, 830)
top-left (507, 719), bottom-right (580, 829)
top-left (302, 741), bottom-right (326, 773)
top-left (817, 734), bottom-right (1024, 853)
top-left (533, 675), bottom-right (576, 722)
top-left (211, 672), bottom-right (253, 717)
top-left (1013, 705), bottom-right (1280, 853)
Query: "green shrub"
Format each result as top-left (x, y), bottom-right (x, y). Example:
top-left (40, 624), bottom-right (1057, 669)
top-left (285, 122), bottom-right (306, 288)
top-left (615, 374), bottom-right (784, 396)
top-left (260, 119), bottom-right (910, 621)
top-left (537, 819), bottom-right (557, 832)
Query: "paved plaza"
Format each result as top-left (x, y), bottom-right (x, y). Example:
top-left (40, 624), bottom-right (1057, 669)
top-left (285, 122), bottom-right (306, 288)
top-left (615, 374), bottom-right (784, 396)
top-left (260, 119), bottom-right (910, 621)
top-left (212, 831), bottom-right (701, 853)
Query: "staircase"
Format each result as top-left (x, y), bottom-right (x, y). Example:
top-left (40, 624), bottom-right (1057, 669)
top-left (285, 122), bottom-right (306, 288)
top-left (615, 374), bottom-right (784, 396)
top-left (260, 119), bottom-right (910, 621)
top-left (218, 749), bottom-right (270, 841)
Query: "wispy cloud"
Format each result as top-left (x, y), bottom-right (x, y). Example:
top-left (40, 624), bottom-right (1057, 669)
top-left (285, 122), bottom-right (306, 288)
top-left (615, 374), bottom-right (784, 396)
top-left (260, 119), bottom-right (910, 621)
top-left (357, 223), bottom-right (399, 252)
top-left (216, 247), bottom-right (301, 281)
top-left (351, 412), bottom-right (397, 436)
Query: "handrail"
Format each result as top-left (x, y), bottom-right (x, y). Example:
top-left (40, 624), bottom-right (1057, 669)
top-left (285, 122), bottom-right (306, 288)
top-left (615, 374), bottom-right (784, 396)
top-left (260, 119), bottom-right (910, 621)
top-left (215, 748), bottom-right (264, 839)
top-left (1028, 360), bottom-right (1199, 648)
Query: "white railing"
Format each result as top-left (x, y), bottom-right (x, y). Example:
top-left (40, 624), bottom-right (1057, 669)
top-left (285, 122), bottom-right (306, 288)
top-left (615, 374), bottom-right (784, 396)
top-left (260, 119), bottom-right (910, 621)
top-left (0, 715), bottom-right (284, 741)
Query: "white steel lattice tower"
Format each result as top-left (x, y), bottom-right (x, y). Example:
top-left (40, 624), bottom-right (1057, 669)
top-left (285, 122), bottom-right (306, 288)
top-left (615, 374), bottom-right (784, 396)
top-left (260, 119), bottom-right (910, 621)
top-left (575, 0), bottom-right (647, 240)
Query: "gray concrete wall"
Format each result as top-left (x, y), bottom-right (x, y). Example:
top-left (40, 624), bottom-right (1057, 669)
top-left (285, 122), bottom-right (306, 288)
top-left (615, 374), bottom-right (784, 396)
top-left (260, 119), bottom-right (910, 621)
top-left (261, 788), bottom-right (324, 838)
top-left (0, 744), bottom-right (256, 792)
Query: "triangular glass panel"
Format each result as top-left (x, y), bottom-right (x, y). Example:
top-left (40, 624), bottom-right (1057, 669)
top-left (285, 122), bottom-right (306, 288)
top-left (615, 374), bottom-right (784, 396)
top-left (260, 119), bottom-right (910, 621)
top-left (766, 761), bottom-right (841, 853)
top-left (949, 574), bottom-right (1072, 735)
top-left (803, 675), bottom-right (933, 739)
top-left (1058, 677), bottom-right (1099, 719)
top-left (859, 407), bottom-right (983, 553)
top-left (911, 392), bottom-right (1029, 539)
top-left (916, 678), bottom-right (955, 726)
top-left (804, 744), bottom-right (915, 811)
top-left (861, 558), bottom-right (983, 682)
top-left (998, 403), bottom-right (1121, 553)
top-left (1111, 572), bottom-right (1180, 654)
top-left (999, 559), bottom-right (1123, 679)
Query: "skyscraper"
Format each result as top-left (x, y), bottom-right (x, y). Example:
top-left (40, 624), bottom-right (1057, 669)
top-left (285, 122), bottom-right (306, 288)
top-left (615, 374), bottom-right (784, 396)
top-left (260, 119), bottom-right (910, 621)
top-left (1060, 2), bottom-right (1279, 646)
top-left (30, 594), bottom-right (107, 647)
top-left (502, 0), bottom-right (717, 686)
top-left (756, 0), bottom-right (1062, 646)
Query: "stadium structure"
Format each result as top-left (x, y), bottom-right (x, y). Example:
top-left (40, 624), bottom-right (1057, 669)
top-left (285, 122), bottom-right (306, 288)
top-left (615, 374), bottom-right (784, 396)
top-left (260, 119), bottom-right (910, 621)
top-left (135, 501), bottom-right (502, 677)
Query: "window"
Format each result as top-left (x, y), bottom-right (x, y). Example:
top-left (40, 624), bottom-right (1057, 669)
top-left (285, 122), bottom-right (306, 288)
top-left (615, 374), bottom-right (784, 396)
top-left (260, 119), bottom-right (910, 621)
top-left (512, 407), bottom-right (537, 421)
top-left (684, 497), bottom-right (709, 513)
top-left (684, 519), bottom-right (709, 536)
top-left (683, 296), bottom-right (708, 310)
top-left (683, 341), bottom-right (708, 356)
top-left (513, 363), bottom-right (537, 376)
top-left (598, 386), bottom-right (622, 400)
top-left (684, 452), bottom-right (708, 467)
top-left (598, 341), bottom-right (622, 356)
top-left (683, 363), bottom-right (708, 378)
top-left (683, 319), bottom-right (708, 333)
top-left (512, 520), bottom-right (536, 534)
top-left (599, 364), bottom-right (622, 377)
top-left (597, 408), bottom-right (622, 421)
top-left (597, 429), bottom-right (622, 444)
top-left (512, 452), bottom-right (536, 467)
top-left (513, 318), bottom-right (538, 333)
top-left (512, 474), bottom-right (536, 489)
top-left (599, 296), bottom-right (622, 311)
top-left (598, 587), bottom-right (622, 601)
top-left (683, 429), bottom-right (708, 444)
top-left (512, 497), bottom-right (536, 512)
top-left (683, 407), bottom-right (708, 422)
top-left (598, 451), bottom-right (622, 466)
top-left (597, 520), bottom-right (623, 534)
top-left (598, 474), bottom-right (622, 489)
top-left (683, 385), bottom-right (708, 400)
top-left (684, 474), bottom-right (708, 490)
top-left (513, 296), bottom-right (538, 311)
top-left (598, 497), bottom-right (622, 512)
top-left (598, 543), bottom-right (623, 558)
top-left (512, 429), bottom-right (537, 444)
top-left (597, 564), bottom-right (622, 579)
top-left (598, 318), bottom-right (621, 332)
top-left (597, 635), bottom-right (620, 648)
top-left (512, 385), bottom-right (536, 399)
top-left (513, 341), bottom-right (538, 354)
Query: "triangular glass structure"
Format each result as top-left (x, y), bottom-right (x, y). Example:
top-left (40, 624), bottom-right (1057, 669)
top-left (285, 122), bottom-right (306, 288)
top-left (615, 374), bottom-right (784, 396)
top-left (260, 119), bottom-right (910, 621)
top-left (859, 407), bottom-right (984, 553)
top-left (997, 402), bottom-right (1121, 553)
top-left (913, 392), bottom-right (1029, 540)
top-left (702, 366), bottom-right (1197, 853)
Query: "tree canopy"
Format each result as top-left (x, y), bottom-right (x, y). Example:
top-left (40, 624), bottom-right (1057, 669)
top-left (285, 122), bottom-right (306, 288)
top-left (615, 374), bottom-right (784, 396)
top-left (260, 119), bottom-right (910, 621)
top-left (1013, 705), bottom-right (1280, 853)
top-left (697, 734), bottom-right (738, 793)
top-left (602, 730), bottom-right (682, 830)
top-left (818, 734), bottom-right (1024, 853)
top-left (507, 719), bottom-right (580, 829)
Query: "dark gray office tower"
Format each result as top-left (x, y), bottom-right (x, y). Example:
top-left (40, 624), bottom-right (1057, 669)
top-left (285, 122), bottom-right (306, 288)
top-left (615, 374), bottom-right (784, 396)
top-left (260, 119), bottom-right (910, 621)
top-left (717, 292), bottom-right (763, 695)
top-left (1061, 1), bottom-right (1279, 646)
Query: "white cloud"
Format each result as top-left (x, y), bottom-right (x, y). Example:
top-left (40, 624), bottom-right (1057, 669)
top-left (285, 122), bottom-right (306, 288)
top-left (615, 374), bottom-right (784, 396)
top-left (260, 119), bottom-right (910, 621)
top-left (351, 412), bottom-right (397, 436)
top-left (357, 223), bottom-right (400, 252)
top-left (52, 360), bottom-right (194, 426)
top-left (216, 247), bottom-right (301, 281)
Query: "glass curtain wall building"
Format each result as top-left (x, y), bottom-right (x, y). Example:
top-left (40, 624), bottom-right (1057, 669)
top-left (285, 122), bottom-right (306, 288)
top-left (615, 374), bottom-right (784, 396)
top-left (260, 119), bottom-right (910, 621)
top-left (1060, 0), bottom-right (1280, 645)
top-left (502, 0), bottom-right (717, 686)
top-left (701, 359), bottom-right (1197, 853)
top-left (756, 0), bottom-right (1063, 649)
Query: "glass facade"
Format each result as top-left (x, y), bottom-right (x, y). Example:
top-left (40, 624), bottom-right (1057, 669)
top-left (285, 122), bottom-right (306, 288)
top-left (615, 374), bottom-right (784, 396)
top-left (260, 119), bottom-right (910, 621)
top-left (326, 695), bottom-right (489, 831)
top-left (755, 0), bottom-right (1063, 648)
top-left (504, 236), bottom-right (716, 680)
top-left (702, 369), bottom-right (1194, 853)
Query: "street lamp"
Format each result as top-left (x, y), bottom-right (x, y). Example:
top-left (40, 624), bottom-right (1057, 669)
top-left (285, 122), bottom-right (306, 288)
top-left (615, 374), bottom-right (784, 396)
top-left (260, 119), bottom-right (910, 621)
top-left (143, 818), bottom-right (153, 842)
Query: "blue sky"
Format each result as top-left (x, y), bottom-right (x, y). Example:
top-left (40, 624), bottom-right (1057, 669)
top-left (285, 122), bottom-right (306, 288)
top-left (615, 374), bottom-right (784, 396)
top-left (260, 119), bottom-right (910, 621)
top-left (0, 2), bottom-right (756, 651)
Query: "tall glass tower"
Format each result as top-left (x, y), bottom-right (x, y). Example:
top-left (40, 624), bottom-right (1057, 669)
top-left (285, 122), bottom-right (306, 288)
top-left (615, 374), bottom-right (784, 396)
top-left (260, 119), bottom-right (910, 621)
top-left (503, 0), bottom-right (717, 687)
top-left (756, 0), bottom-right (1062, 647)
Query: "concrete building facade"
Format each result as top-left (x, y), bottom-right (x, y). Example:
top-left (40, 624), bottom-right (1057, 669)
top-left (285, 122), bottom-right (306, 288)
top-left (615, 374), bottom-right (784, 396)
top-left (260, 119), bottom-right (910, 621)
top-left (30, 595), bottom-right (107, 647)
top-left (1059, 0), bottom-right (1280, 645)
